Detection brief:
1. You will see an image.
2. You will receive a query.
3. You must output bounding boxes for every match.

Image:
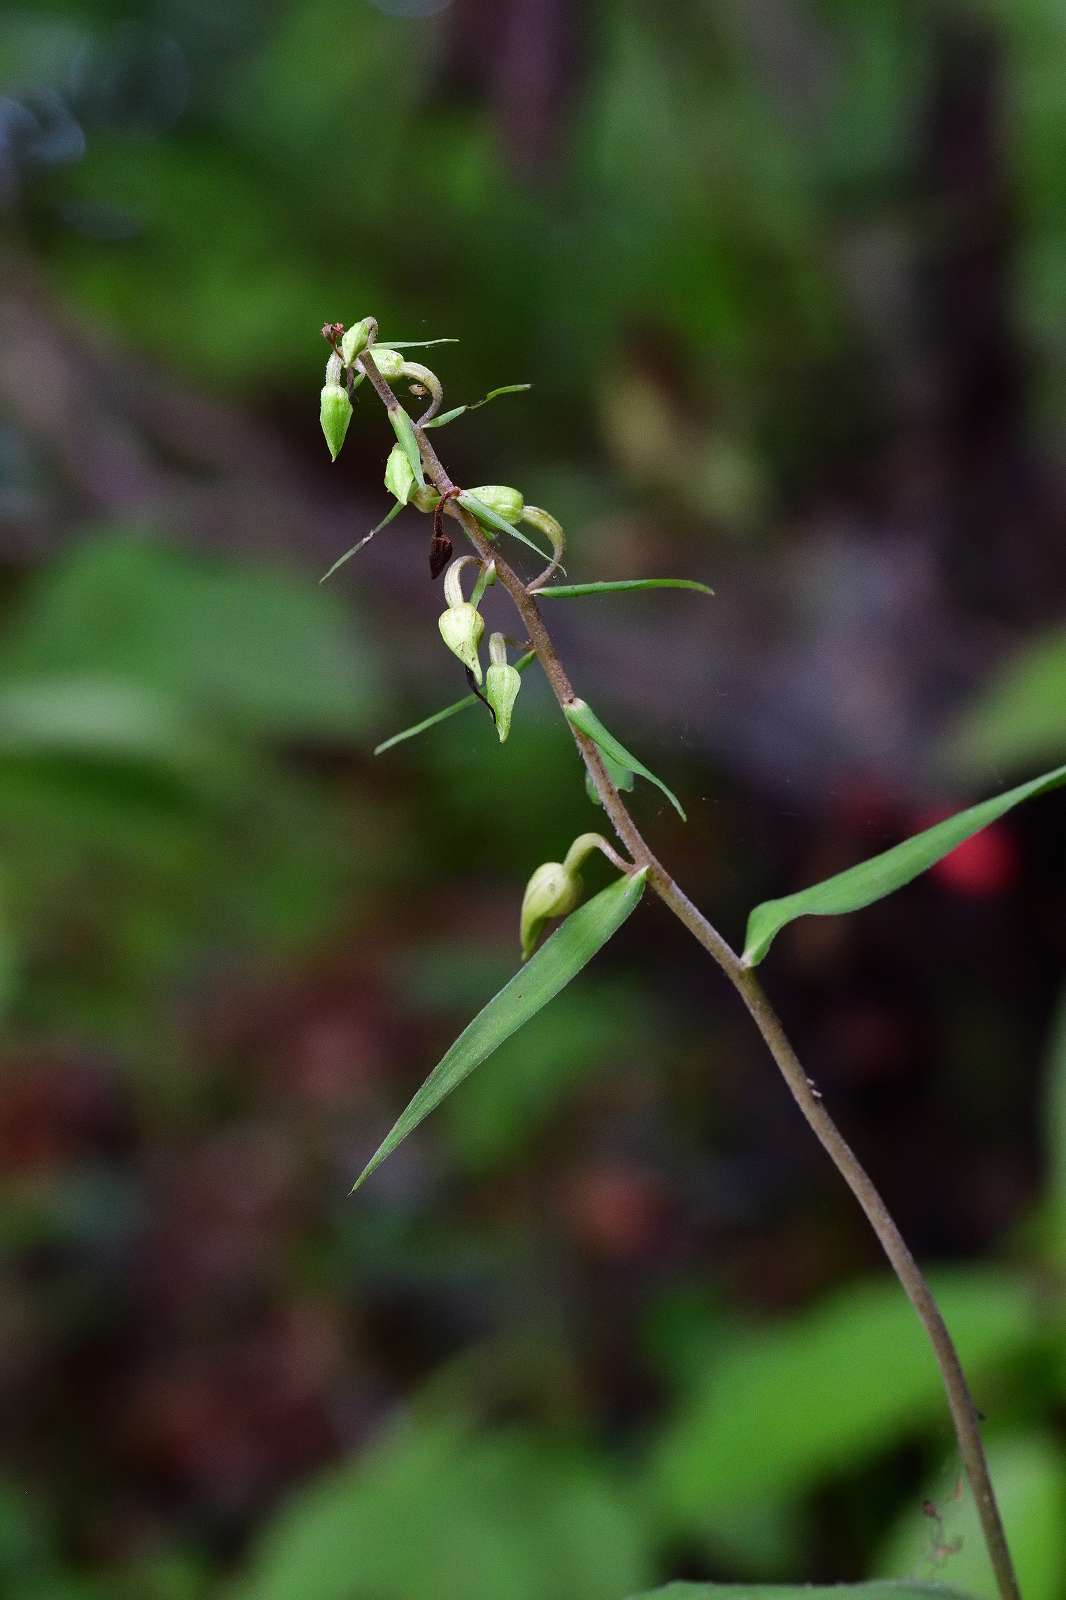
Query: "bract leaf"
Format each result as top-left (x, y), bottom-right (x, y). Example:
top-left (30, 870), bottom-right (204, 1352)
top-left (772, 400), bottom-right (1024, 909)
top-left (319, 500), bottom-right (404, 584)
top-left (537, 579), bottom-right (712, 598)
top-left (423, 384), bottom-right (532, 430)
top-left (373, 653), bottom-right (537, 755)
top-left (743, 762), bottom-right (1066, 965)
top-left (388, 407), bottom-right (426, 489)
top-left (565, 698), bottom-right (685, 821)
top-left (352, 869), bottom-right (648, 1191)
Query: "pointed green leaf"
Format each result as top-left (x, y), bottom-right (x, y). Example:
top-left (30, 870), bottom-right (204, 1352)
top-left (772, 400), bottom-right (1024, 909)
top-left (586, 747), bottom-right (635, 806)
top-left (537, 579), bottom-right (713, 598)
top-left (319, 500), bottom-right (404, 584)
top-left (625, 1583), bottom-right (977, 1600)
top-left (456, 492), bottom-right (562, 571)
top-left (565, 698), bottom-right (686, 821)
top-left (423, 384), bottom-right (532, 430)
top-left (374, 338), bottom-right (459, 350)
top-left (388, 407), bottom-right (426, 489)
top-left (374, 653), bottom-right (536, 755)
top-left (743, 762), bottom-right (1066, 966)
top-left (352, 869), bottom-right (648, 1191)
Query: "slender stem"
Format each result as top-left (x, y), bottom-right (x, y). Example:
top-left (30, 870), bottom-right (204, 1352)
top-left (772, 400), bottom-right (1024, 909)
top-left (355, 344), bottom-right (1021, 1600)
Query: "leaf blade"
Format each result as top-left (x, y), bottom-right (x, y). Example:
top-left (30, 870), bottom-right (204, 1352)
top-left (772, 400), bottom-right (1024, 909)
top-left (456, 492), bottom-right (563, 571)
top-left (565, 698), bottom-right (686, 821)
top-left (373, 653), bottom-right (536, 755)
top-left (423, 383), bottom-right (531, 430)
top-left (388, 407), bottom-right (426, 489)
top-left (352, 868), bottom-right (648, 1191)
top-left (743, 762), bottom-right (1066, 965)
top-left (318, 500), bottom-right (405, 583)
top-left (537, 579), bottom-right (713, 598)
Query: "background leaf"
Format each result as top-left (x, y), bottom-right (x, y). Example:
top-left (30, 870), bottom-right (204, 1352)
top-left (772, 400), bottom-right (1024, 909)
top-left (626, 1586), bottom-right (976, 1600)
top-left (743, 763), bottom-right (1066, 965)
top-left (352, 870), bottom-right (648, 1190)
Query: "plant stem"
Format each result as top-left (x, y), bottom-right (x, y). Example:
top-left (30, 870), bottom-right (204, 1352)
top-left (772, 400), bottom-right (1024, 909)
top-left (355, 345), bottom-right (1022, 1600)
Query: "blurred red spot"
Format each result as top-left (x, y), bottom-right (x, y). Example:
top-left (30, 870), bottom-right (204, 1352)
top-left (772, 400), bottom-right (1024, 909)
top-left (915, 809), bottom-right (1019, 898)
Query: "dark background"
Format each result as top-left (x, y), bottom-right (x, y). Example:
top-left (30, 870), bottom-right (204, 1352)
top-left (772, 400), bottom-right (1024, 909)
top-left (1, 2), bottom-right (1065, 1598)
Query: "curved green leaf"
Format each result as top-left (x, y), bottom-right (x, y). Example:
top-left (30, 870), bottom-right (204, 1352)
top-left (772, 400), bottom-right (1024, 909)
top-left (743, 762), bottom-right (1066, 966)
top-left (626, 1584), bottom-right (976, 1600)
top-left (565, 698), bottom-right (686, 821)
top-left (586, 746), bottom-right (635, 807)
top-left (319, 500), bottom-right (404, 583)
top-left (537, 579), bottom-right (713, 598)
top-left (456, 492), bottom-right (562, 570)
top-left (374, 653), bottom-right (536, 755)
top-left (352, 869), bottom-right (648, 1191)
top-left (423, 384), bottom-right (531, 430)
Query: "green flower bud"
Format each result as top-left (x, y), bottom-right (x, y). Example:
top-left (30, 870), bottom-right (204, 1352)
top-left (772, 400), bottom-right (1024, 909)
top-left (485, 634), bottom-right (521, 743)
top-left (365, 346), bottom-right (406, 379)
top-left (520, 860), bottom-right (582, 960)
top-left (320, 382), bottom-right (353, 462)
top-left (341, 318), bottom-right (373, 366)
top-left (384, 442), bottom-right (416, 505)
top-left (410, 486), bottom-right (441, 513)
top-left (466, 485), bottom-right (524, 524)
top-left (438, 601), bottom-right (485, 683)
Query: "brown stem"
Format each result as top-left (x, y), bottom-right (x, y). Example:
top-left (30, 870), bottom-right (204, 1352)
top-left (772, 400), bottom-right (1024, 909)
top-left (355, 343), bottom-right (1021, 1600)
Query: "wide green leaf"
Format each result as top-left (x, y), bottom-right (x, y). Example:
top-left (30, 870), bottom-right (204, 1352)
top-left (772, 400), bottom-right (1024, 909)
top-left (374, 653), bottom-right (537, 755)
top-left (626, 1585), bottom-right (976, 1600)
top-left (352, 869), bottom-right (648, 1190)
top-left (565, 699), bottom-right (686, 820)
top-left (742, 762), bottom-right (1066, 966)
top-left (537, 579), bottom-right (712, 598)
top-left (423, 384), bottom-right (532, 430)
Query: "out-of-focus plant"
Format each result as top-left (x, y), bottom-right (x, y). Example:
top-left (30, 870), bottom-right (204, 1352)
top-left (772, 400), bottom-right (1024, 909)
top-left (315, 317), bottom-right (1066, 1600)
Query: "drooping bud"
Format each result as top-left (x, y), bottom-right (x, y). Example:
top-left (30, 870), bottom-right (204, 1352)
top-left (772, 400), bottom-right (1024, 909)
top-left (485, 633), bottom-right (521, 743)
top-left (438, 602), bottom-right (484, 683)
top-left (384, 442), bottom-right (416, 505)
top-left (520, 860), bottom-right (582, 960)
top-left (320, 363), bottom-right (353, 463)
top-left (465, 485), bottom-right (524, 525)
top-left (363, 346), bottom-right (406, 379)
top-left (341, 318), bottom-right (373, 366)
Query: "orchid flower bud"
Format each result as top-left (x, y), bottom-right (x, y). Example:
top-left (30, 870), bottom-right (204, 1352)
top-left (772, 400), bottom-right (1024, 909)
top-left (363, 346), bottom-right (405, 379)
top-left (485, 633), bottom-right (521, 743)
top-left (320, 359), bottom-right (353, 462)
top-left (520, 861), bottom-right (582, 960)
top-left (438, 556), bottom-right (486, 683)
top-left (466, 485), bottom-right (524, 524)
top-left (340, 318), bottom-right (373, 366)
top-left (384, 442), bottom-right (416, 505)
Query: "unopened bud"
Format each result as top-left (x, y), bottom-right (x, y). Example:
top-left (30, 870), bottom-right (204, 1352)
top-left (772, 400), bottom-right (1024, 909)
top-left (384, 442), bottom-right (416, 505)
top-left (520, 860), bottom-right (582, 960)
top-left (485, 634), bottom-right (521, 743)
top-left (341, 318), bottom-right (373, 366)
top-left (438, 602), bottom-right (485, 683)
top-left (364, 346), bottom-right (406, 379)
top-left (466, 484), bottom-right (524, 524)
top-left (320, 382), bottom-right (352, 462)
top-left (410, 486), bottom-right (441, 513)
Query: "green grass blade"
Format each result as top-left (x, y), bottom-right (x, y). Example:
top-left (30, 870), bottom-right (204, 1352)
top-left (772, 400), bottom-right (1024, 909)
top-left (319, 500), bottom-right (404, 584)
top-left (423, 384), bottom-right (531, 430)
top-left (352, 869), bottom-right (648, 1191)
top-left (388, 407), bottom-right (426, 489)
top-left (374, 653), bottom-right (536, 755)
top-left (743, 762), bottom-right (1066, 966)
top-left (625, 1583), bottom-right (977, 1600)
top-left (537, 579), bottom-right (713, 598)
top-left (565, 698), bottom-right (686, 821)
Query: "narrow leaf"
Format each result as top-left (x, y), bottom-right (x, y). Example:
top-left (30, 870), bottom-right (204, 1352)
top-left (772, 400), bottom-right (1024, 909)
top-left (388, 407), bottom-right (426, 489)
top-left (565, 698), bottom-right (686, 821)
top-left (625, 1583), bottom-right (976, 1600)
top-left (375, 337), bottom-right (459, 350)
top-left (537, 579), bottom-right (713, 598)
top-left (319, 500), bottom-right (404, 583)
top-left (374, 653), bottom-right (536, 755)
top-left (352, 869), bottom-right (648, 1190)
top-left (586, 746), bottom-right (635, 807)
top-left (457, 492), bottom-right (562, 570)
top-left (423, 383), bottom-right (531, 430)
top-left (743, 762), bottom-right (1066, 966)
